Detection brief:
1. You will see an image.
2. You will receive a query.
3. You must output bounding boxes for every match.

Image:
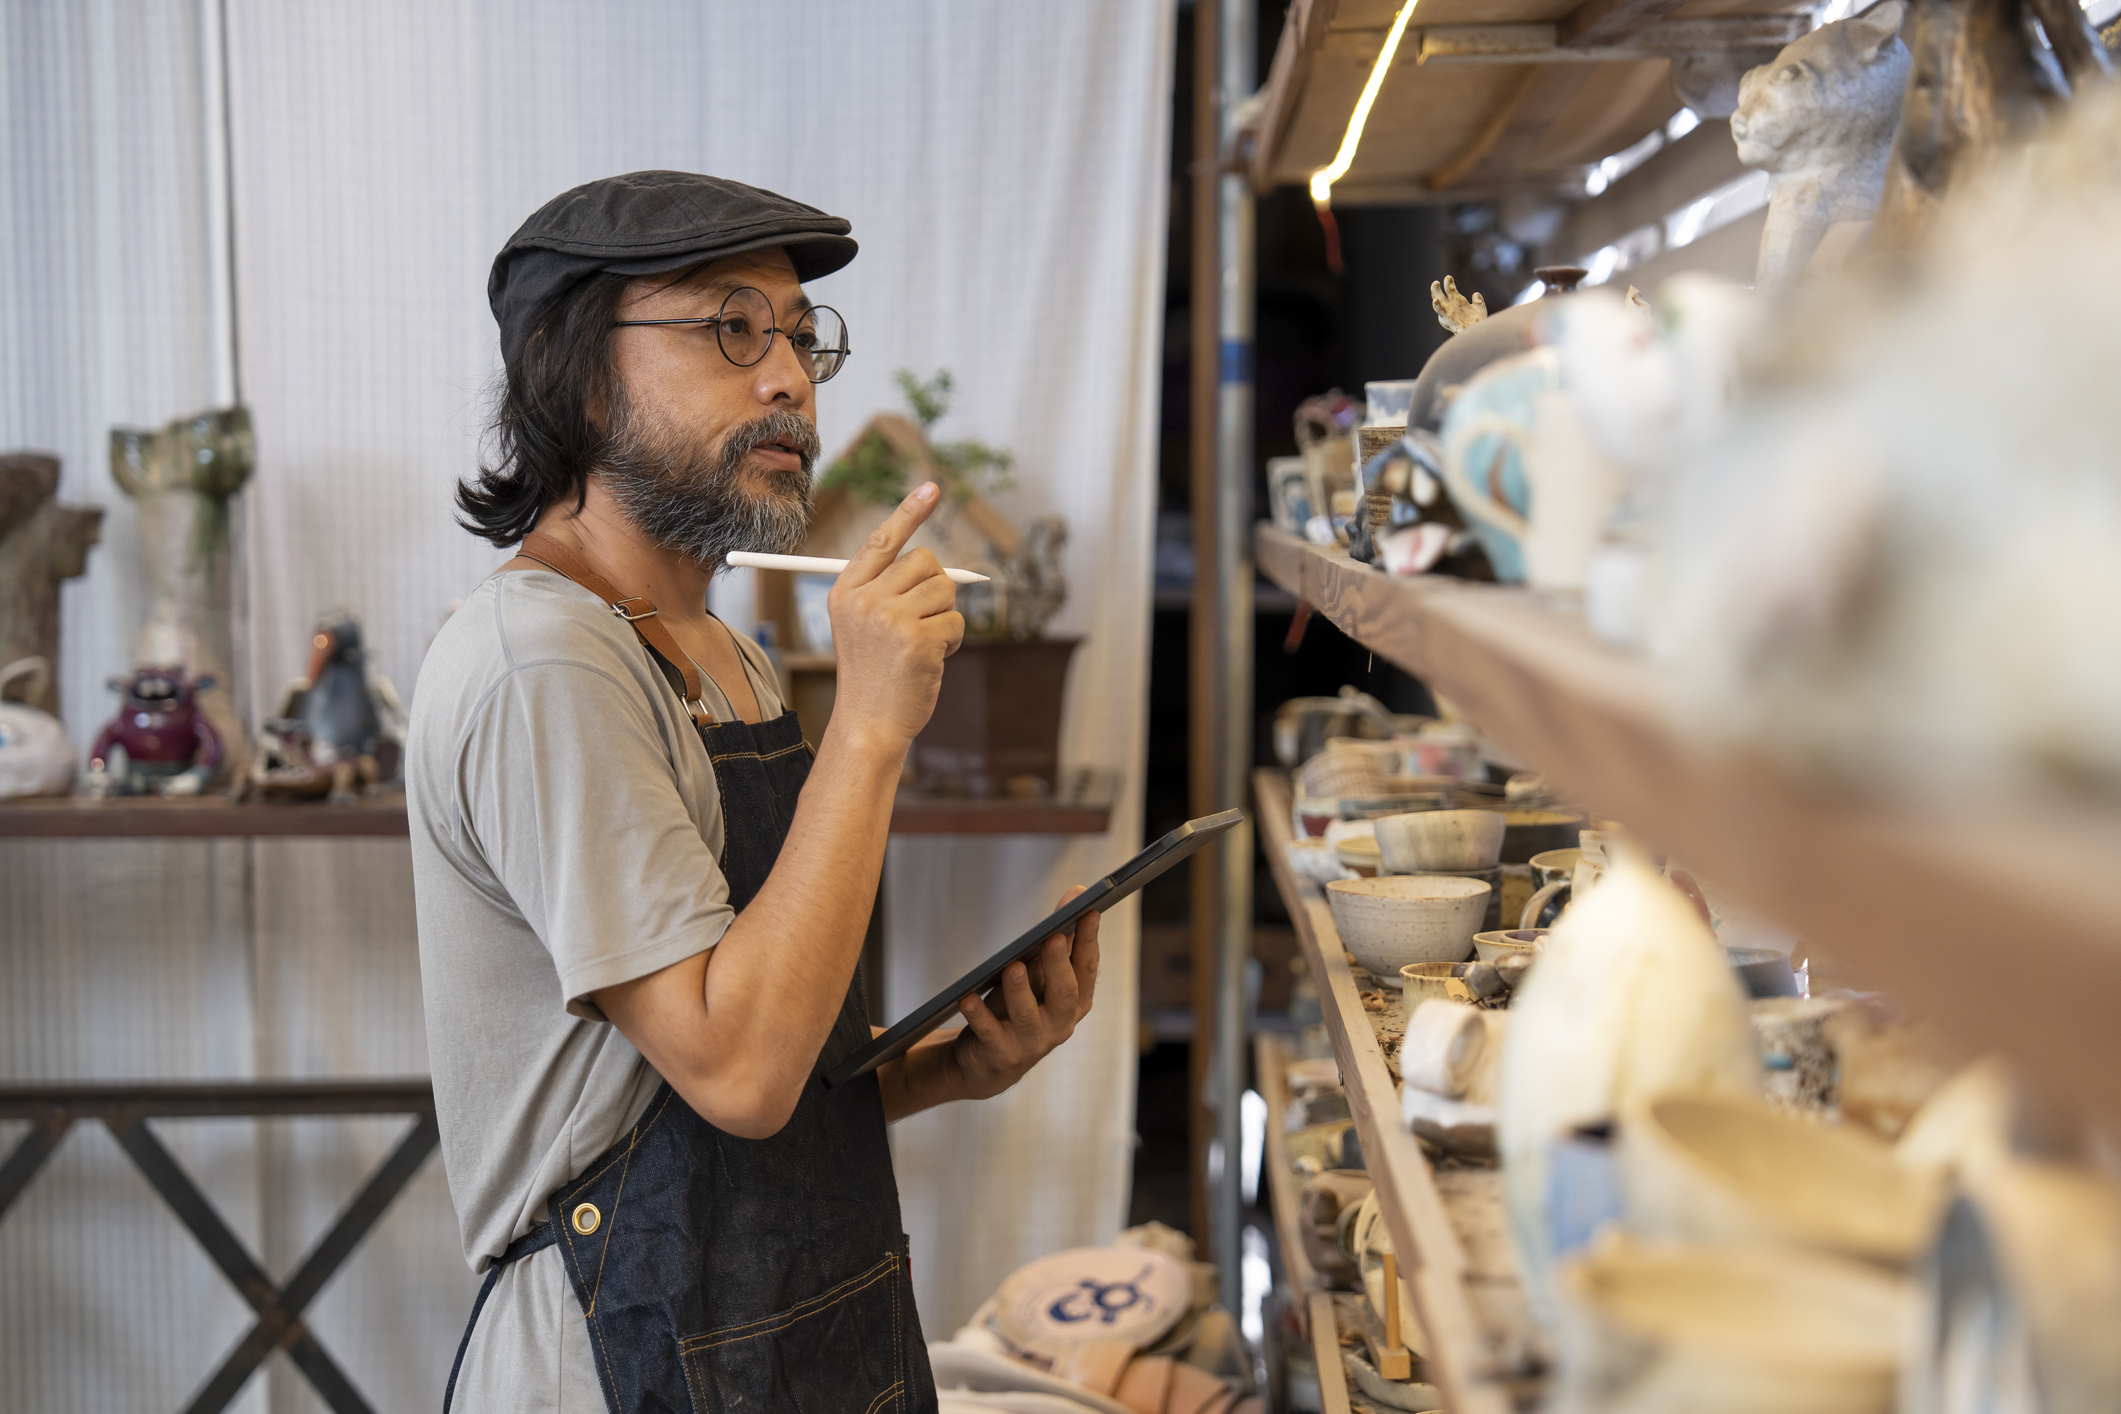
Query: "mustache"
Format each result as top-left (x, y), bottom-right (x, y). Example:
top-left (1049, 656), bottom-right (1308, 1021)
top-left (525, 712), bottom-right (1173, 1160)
top-left (723, 408), bottom-right (822, 472)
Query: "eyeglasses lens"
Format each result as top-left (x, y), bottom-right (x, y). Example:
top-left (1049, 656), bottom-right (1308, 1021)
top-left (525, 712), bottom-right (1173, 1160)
top-left (715, 289), bottom-right (848, 384)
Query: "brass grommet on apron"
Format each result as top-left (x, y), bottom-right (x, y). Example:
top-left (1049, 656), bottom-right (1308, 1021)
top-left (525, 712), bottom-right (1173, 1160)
top-left (571, 1202), bottom-right (601, 1236)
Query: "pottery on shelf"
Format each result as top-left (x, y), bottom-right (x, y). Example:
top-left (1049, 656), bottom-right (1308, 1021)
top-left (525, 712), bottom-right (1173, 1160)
top-left (1554, 1237), bottom-right (1912, 1414)
top-left (1619, 1091), bottom-right (1948, 1264)
top-left (1373, 807), bottom-right (1506, 874)
top-left (1500, 850), bottom-right (1761, 1319)
top-left (1473, 928), bottom-right (1548, 964)
top-left (1326, 875), bottom-right (1491, 980)
top-left (1531, 847), bottom-right (1581, 888)
top-left (1490, 809), bottom-right (1588, 864)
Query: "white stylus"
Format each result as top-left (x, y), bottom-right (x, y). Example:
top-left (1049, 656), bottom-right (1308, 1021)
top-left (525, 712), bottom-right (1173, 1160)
top-left (725, 551), bottom-right (990, 585)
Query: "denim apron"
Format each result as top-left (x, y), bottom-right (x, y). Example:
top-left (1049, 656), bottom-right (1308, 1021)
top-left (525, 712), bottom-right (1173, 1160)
top-left (447, 537), bottom-right (936, 1414)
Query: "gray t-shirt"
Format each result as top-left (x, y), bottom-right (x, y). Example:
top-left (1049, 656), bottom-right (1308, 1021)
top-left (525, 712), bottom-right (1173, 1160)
top-left (407, 567), bottom-right (785, 1272)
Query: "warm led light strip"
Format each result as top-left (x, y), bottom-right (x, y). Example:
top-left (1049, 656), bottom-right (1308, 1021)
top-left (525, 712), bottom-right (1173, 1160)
top-left (1309, 0), bottom-right (1421, 205)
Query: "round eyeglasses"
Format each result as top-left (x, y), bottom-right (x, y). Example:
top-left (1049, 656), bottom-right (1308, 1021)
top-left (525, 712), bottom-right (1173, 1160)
top-left (611, 286), bottom-right (850, 383)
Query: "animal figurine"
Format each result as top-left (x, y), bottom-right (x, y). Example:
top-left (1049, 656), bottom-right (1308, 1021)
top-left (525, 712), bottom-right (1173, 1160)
top-left (1731, 2), bottom-right (1911, 295)
top-left (85, 665), bottom-right (223, 797)
top-left (255, 613), bottom-right (405, 803)
top-left (0, 658), bottom-right (76, 798)
top-left (0, 452), bottom-right (103, 719)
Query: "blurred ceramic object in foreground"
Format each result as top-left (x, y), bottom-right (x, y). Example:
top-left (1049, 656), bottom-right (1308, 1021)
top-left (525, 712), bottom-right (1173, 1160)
top-left (1335, 836), bottom-right (1382, 877)
top-left (1266, 455), bottom-right (1314, 535)
top-left (1373, 807), bottom-right (1506, 873)
top-left (1659, 84), bottom-right (2121, 801)
top-left (1327, 875), bottom-right (1489, 979)
top-left (0, 658), bottom-right (74, 798)
top-left (1619, 1091), bottom-right (1947, 1263)
top-left (1723, 946), bottom-right (1799, 998)
top-left (1500, 850), bottom-right (1760, 1317)
top-left (1521, 879), bottom-right (1572, 929)
top-left (1437, 348), bottom-right (1554, 583)
top-left (1730, 3), bottom-right (1910, 294)
top-left (1553, 1237), bottom-right (1910, 1414)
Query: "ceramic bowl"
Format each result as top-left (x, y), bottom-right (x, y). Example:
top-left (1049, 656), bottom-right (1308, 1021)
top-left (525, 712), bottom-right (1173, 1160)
top-left (1326, 875), bottom-right (1490, 979)
top-left (1619, 1091), bottom-right (1949, 1264)
top-left (1473, 928), bottom-right (1548, 963)
top-left (1340, 790), bottom-right (1453, 819)
top-left (1399, 962), bottom-right (1464, 1008)
top-left (1530, 847), bottom-right (1581, 888)
top-left (1335, 836), bottom-right (1382, 877)
top-left (1298, 749), bottom-right (1389, 801)
top-left (1556, 1238), bottom-right (1911, 1414)
top-left (1373, 808), bottom-right (1507, 873)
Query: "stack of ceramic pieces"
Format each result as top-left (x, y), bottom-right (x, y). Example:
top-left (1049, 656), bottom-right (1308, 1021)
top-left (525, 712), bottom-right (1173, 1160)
top-left (1298, 744), bottom-right (1390, 801)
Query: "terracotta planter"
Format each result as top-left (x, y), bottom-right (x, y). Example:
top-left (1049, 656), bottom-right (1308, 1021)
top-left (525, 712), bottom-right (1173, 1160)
top-left (912, 636), bottom-right (1078, 796)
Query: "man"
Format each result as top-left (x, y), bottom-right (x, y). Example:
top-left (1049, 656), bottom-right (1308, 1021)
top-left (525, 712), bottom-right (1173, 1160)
top-left (408, 171), bottom-right (1099, 1414)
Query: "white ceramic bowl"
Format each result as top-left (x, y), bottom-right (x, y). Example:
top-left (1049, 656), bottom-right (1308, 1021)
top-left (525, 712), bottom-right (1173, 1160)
top-left (1373, 808), bottom-right (1507, 873)
top-left (1557, 1238), bottom-right (1911, 1414)
top-left (1619, 1091), bottom-right (1948, 1264)
top-left (1471, 927), bottom-right (1547, 963)
top-left (1325, 875), bottom-right (1490, 977)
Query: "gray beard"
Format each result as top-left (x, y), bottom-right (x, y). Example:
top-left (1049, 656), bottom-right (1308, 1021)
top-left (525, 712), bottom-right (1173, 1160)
top-left (598, 401), bottom-right (820, 569)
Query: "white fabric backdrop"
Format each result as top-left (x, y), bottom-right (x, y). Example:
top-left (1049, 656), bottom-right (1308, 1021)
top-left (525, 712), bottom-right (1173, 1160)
top-left (6, 0), bottom-right (1174, 1404)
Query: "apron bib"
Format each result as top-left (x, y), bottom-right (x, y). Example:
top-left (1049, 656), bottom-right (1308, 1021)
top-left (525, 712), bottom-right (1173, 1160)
top-left (446, 536), bottom-right (936, 1414)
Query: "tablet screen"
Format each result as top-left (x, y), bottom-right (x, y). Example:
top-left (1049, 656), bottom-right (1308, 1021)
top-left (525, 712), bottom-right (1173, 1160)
top-left (823, 809), bottom-right (1246, 1088)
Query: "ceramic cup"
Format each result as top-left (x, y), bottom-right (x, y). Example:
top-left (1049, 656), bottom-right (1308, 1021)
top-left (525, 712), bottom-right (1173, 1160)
top-left (1530, 847), bottom-right (1581, 888)
top-left (1374, 808), bottom-right (1507, 874)
top-left (1473, 928), bottom-right (1549, 964)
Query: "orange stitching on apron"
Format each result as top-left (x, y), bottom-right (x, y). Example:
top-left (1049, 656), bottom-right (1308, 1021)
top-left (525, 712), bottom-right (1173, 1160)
top-left (864, 1379), bottom-right (905, 1414)
top-left (676, 1251), bottom-right (900, 1352)
top-left (705, 739), bottom-right (808, 764)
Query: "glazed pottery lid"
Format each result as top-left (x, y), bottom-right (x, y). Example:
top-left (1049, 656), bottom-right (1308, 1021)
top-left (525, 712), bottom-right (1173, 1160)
top-left (993, 1246), bottom-right (1193, 1353)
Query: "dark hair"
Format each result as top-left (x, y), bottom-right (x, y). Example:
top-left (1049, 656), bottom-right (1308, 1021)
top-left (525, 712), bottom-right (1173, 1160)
top-left (456, 272), bottom-right (632, 547)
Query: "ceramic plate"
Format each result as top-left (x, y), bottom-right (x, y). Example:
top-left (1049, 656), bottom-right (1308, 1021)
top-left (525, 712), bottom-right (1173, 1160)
top-left (993, 1246), bottom-right (1193, 1353)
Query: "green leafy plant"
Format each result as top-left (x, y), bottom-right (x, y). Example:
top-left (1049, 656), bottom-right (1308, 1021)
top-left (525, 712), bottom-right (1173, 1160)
top-left (822, 369), bottom-right (1015, 507)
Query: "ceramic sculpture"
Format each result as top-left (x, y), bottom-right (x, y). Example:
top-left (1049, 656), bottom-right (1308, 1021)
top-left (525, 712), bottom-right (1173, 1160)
top-left (0, 453), bottom-right (102, 719)
top-left (254, 612), bottom-right (405, 803)
top-left (1498, 848), bottom-right (1760, 1319)
top-left (1869, 0), bottom-right (2109, 252)
top-left (1731, 3), bottom-right (1910, 294)
top-left (110, 406), bottom-right (254, 783)
top-left (85, 664), bottom-right (223, 797)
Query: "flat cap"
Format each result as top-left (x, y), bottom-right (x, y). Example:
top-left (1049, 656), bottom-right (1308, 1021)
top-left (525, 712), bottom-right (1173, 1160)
top-left (488, 170), bottom-right (857, 367)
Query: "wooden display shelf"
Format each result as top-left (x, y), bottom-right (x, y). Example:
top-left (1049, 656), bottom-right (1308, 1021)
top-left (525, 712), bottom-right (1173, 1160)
top-left (1251, 0), bottom-right (1806, 204)
top-left (1256, 1031), bottom-right (1322, 1298)
top-left (1257, 522), bottom-right (2121, 1133)
top-left (0, 772), bottom-right (1116, 839)
top-left (1256, 769), bottom-right (1519, 1414)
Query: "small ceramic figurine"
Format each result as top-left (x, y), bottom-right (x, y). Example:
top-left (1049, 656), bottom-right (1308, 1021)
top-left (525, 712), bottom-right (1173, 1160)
top-left (253, 613), bottom-right (405, 803)
top-left (1731, 2), bottom-right (1911, 294)
top-left (0, 658), bottom-right (76, 799)
top-left (86, 664), bottom-right (223, 797)
top-left (0, 452), bottom-right (102, 719)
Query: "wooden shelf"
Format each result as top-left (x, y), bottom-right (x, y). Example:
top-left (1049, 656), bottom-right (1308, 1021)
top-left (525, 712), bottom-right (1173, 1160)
top-left (0, 793), bottom-right (413, 838)
top-left (1256, 768), bottom-right (1522, 1414)
top-left (0, 770), bottom-right (1116, 839)
top-left (1257, 522), bottom-right (2121, 1134)
top-left (1251, 0), bottom-right (1806, 203)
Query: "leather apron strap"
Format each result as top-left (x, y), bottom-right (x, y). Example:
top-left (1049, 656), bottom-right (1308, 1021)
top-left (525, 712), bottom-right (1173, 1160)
top-left (516, 531), bottom-right (712, 725)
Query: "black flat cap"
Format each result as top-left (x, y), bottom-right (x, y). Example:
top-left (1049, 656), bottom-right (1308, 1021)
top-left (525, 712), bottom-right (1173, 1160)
top-left (488, 170), bottom-right (857, 367)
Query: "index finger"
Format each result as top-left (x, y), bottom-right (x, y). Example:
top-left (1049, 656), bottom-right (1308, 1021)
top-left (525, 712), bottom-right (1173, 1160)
top-left (840, 481), bottom-right (941, 587)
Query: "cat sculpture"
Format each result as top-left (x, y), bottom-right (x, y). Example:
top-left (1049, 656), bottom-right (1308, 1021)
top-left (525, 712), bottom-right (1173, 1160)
top-left (1730, 2), bottom-right (1910, 294)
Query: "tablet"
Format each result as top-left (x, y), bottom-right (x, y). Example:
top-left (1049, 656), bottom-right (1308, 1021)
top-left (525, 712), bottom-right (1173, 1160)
top-left (823, 809), bottom-right (1246, 1088)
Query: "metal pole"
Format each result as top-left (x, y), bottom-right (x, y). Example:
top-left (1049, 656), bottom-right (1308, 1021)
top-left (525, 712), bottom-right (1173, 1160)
top-left (1212, 0), bottom-right (1257, 1317)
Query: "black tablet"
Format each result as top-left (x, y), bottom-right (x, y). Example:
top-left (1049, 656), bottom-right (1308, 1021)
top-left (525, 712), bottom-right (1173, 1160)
top-left (823, 809), bottom-right (1246, 1088)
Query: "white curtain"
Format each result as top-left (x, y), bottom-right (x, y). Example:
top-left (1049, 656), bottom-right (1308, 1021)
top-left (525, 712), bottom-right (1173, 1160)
top-left (6, 0), bottom-right (1175, 1404)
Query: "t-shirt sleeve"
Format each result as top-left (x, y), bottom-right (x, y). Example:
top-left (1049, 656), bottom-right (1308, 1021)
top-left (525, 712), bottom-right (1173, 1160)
top-left (455, 658), bottom-right (732, 1019)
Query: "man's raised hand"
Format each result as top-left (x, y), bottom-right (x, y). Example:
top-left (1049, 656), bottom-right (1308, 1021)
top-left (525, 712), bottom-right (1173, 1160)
top-left (826, 482), bottom-right (966, 748)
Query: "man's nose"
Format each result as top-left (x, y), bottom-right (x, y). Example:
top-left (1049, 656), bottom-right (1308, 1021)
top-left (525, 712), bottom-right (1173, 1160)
top-left (751, 330), bottom-right (813, 405)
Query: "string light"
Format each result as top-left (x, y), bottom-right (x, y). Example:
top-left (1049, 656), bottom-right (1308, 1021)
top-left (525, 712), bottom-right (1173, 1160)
top-left (1308, 0), bottom-right (1420, 207)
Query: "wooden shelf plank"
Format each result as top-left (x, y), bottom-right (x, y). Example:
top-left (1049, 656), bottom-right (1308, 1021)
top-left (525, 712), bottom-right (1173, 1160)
top-left (1257, 768), bottom-right (1517, 1414)
top-left (1257, 523), bottom-right (2121, 1132)
top-left (0, 770), bottom-right (1117, 839)
top-left (1308, 1290), bottom-right (1357, 1414)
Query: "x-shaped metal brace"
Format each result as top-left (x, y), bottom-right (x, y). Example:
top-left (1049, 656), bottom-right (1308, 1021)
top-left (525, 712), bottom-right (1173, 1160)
top-left (0, 1082), bottom-right (439, 1414)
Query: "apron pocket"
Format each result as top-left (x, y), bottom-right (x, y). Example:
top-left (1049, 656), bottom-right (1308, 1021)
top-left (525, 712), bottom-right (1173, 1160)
top-left (678, 1250), bottom-right (906, 1414)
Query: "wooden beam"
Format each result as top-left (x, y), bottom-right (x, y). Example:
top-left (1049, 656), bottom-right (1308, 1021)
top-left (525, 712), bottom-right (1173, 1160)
top-left (1423, 66), bottom-right (1542, 191)
top-left (1556, 0), bottom-right (1684, 49)
top-left (1251, 0), bottom-right (1341, 191)
top-left (1418, 16), bottom-right (1807, 62)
